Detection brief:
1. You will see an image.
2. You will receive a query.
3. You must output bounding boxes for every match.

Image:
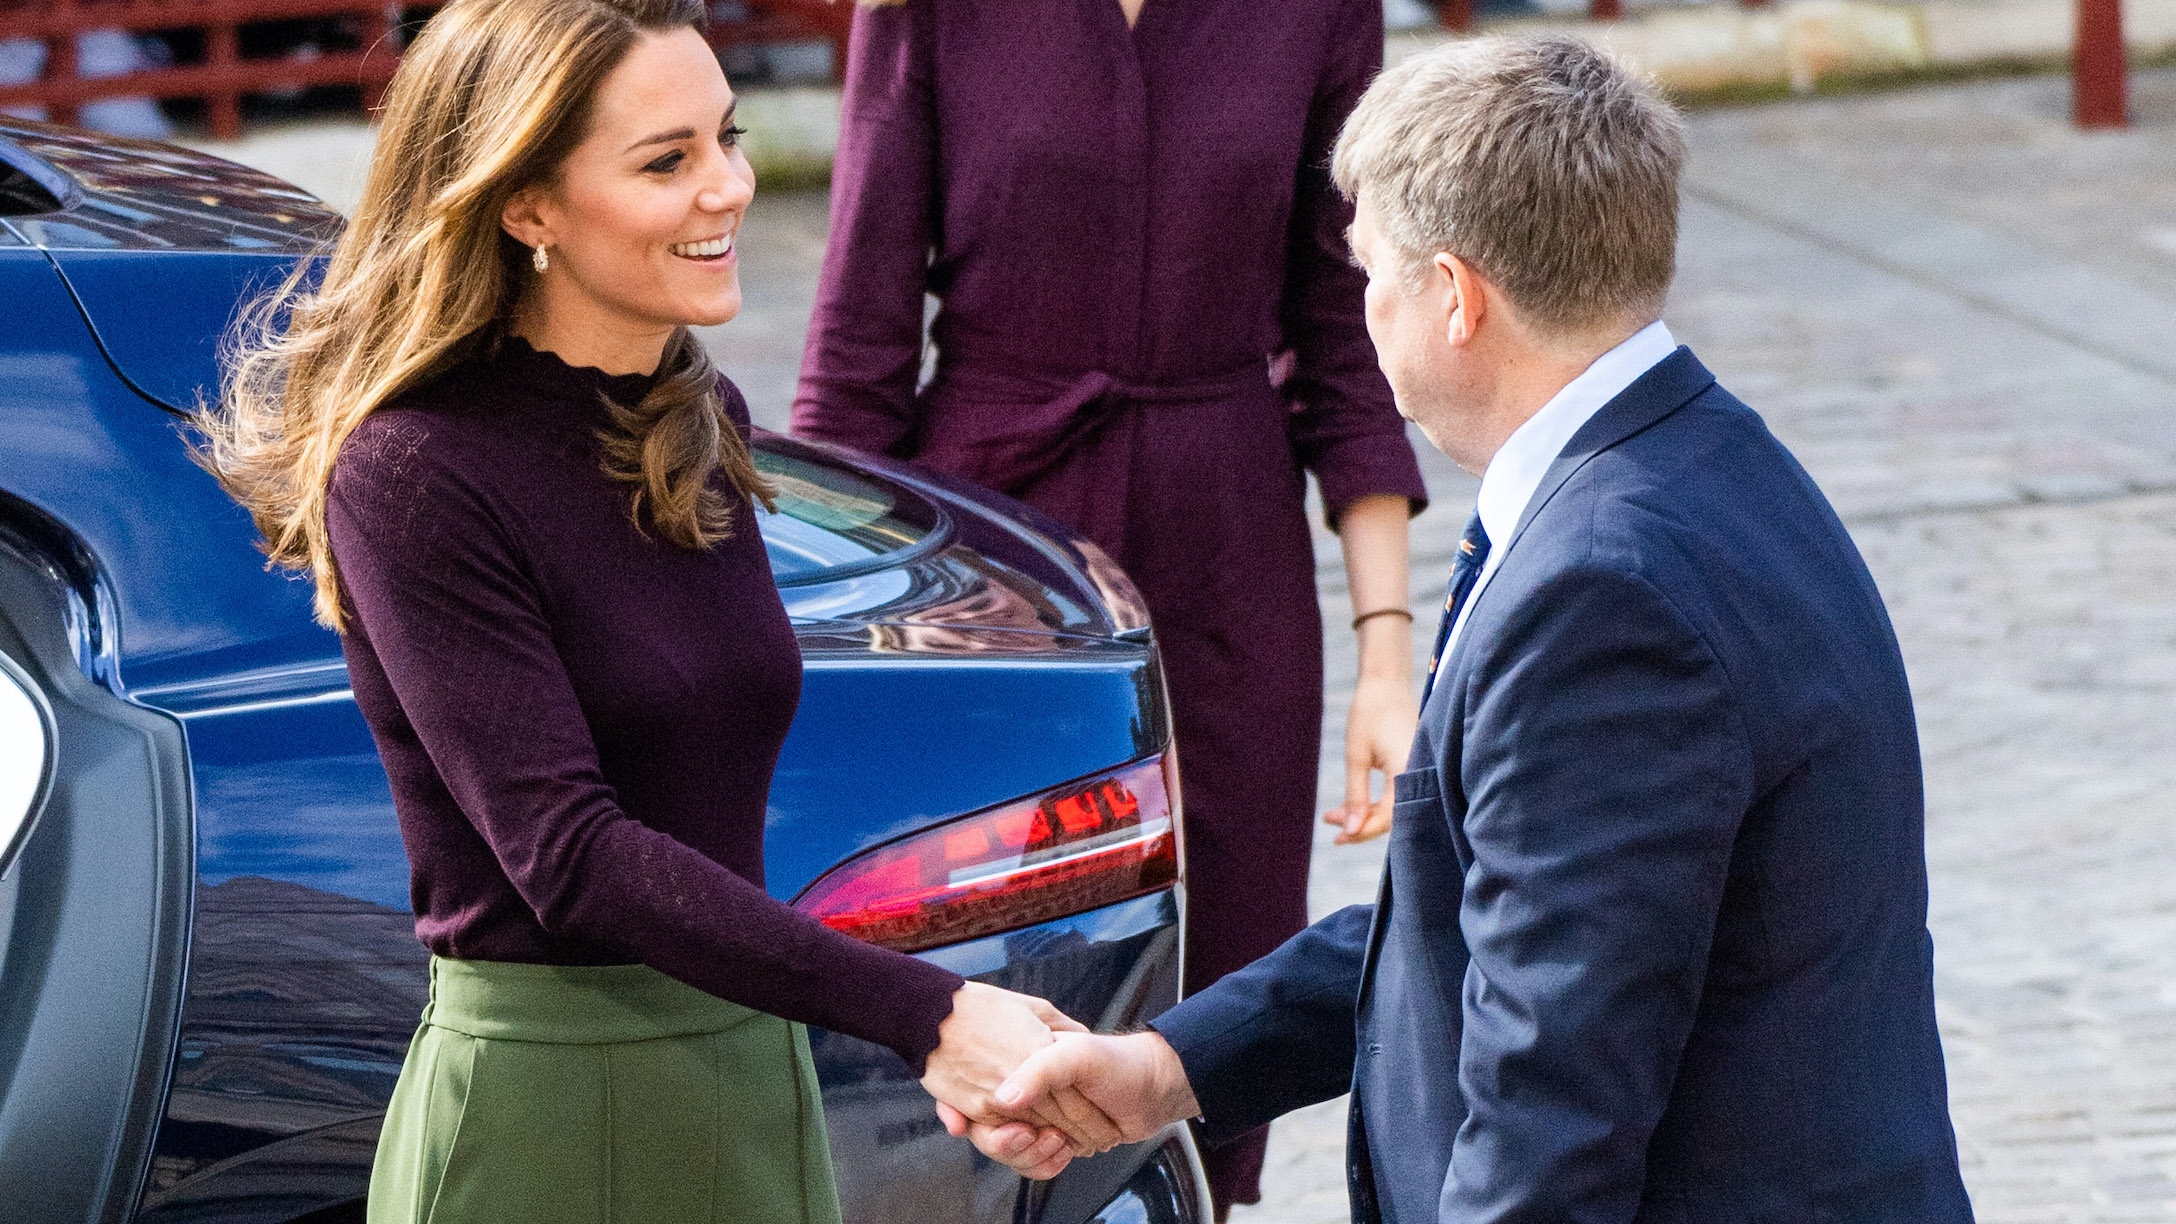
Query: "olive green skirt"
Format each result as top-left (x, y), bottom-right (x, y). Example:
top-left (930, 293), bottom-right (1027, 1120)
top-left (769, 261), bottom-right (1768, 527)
top-left (367, 957), bottom-right (842, 1224)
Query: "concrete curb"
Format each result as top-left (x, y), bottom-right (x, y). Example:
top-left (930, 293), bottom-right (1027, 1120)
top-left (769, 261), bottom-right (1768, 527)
top-left (1391, 0), bottom-right (2176, 95)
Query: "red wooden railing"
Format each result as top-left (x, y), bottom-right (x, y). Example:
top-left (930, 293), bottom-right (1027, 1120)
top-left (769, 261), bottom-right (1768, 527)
top-left (2073, 0), bottom-right (2128, 127)
top-left (0, 1), bottom-right (852, 141)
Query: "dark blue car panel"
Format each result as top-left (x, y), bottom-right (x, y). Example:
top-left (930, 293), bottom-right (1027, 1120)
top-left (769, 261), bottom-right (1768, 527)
top-left (37, 249), bottom-right (299, 417)
top-left (0, 249), bottom-right (332, 696)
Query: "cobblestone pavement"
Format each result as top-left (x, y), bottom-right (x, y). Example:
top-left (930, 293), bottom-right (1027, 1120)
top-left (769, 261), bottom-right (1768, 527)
top-left (212, 65), bottom-right (2176, 1224)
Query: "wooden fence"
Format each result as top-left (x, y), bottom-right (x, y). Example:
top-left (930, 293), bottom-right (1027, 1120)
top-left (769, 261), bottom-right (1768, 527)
top-left (0, 1), bottom-right (851, 141)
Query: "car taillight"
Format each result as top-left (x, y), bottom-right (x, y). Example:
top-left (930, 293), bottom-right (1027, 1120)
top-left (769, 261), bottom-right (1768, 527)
top-left (794, 755), bottom-right (1179, 953)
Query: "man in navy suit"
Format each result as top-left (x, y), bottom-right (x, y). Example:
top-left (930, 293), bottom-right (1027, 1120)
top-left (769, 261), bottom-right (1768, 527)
top-left (947, 33), bottom-right (1975, 1224)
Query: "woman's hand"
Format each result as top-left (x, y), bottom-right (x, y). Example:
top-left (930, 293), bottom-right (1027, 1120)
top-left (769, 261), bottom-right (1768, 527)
top-left (920, 983), bottom-right (1121, 1154)
top-left (1331, 667), bottom-right (1419, 843)
top-left (1327, 493), bottom-right (1417, 844)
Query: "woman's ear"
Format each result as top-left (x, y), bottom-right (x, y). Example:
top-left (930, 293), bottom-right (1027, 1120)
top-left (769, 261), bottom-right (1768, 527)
top-left (500, 185), bottom-right (554, 251)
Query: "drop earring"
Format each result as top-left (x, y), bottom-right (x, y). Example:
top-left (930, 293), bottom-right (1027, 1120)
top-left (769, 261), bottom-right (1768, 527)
top-left (532, 243), bottom-right (550, 273)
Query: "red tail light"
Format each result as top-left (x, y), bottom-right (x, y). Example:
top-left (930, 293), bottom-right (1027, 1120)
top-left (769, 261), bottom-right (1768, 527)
top-left (794, 755), bottom-right (1179, 953)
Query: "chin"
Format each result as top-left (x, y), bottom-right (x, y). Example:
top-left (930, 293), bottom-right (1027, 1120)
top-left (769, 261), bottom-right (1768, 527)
top-left (682, 291), bottom-right (742, 328)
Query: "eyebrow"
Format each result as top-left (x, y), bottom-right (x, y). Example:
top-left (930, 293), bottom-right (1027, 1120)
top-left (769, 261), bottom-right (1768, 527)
top-left (622, 103), bottom-right (737, 154)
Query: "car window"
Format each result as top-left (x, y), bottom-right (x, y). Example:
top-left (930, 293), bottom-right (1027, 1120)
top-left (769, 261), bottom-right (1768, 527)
top-left (0, 120), bottom-right (336, 252)
top-left (754, 447), bottom-right (944, 586)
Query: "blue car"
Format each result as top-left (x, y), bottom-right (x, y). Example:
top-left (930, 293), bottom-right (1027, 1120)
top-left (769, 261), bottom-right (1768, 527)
top-left (0, 119), bottom-right (1209, 1224)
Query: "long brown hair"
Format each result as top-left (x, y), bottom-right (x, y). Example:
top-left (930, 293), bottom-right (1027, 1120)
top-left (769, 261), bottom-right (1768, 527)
top-left (198, 0), bottom-right (772, 630)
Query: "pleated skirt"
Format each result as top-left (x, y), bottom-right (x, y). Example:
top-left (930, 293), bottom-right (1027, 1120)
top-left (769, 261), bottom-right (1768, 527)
top-left (367, 957), bottom-right (842, 1224)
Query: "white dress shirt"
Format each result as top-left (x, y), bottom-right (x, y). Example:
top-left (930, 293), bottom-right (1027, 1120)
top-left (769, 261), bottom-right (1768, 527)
top-left (1441, 321), bottom-right (1679, 659)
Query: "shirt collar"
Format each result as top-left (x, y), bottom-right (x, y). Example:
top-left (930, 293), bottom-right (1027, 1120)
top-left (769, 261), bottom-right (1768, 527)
top-left (1472, 320), bottom-right (1678, 552)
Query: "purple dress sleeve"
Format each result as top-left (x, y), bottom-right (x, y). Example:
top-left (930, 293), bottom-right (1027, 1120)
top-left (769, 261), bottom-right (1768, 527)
top-left (326, 434), bottom-right (965, 1071)
top-left (1279, 0), bottom-right (1429, 527)
top-left (791, 1), bottom-right (938, 456)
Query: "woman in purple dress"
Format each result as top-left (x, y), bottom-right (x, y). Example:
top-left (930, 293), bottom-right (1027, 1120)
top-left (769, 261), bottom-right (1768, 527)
top-left (792, 0), bottom-right (1427, 1210)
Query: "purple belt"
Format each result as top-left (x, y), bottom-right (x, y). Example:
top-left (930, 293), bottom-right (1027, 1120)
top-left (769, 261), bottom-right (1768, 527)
top-left (913, 362), bottom-right (1275, 501)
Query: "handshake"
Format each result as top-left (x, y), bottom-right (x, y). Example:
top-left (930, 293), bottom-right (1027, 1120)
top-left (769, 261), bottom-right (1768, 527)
top-left (921, 982), bottom-right (1202, 1179)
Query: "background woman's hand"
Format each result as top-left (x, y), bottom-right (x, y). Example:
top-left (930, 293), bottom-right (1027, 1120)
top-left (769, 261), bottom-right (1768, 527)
top-left (1327, 493), bottom-right (1418, 844)
top-left (1330, 668), bottom-right (1419, 843)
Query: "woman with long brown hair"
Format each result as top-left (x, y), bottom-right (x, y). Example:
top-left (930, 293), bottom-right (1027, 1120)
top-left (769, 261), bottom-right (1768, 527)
top-left (198, 1), bottom-right (1089, 1217)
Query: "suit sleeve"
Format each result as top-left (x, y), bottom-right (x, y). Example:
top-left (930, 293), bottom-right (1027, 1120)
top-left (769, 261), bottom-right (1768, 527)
top-left (1149, 903), bottom-right (1372, 1144)
top-left (1444, 565), bottom-right (1754, 1221)
top-left (326, 427), bottom-right (965, 1071)
top-left (1280, 0), bottom-right (1426, 529)
top-left (790, 0), bottom-right (937, 456)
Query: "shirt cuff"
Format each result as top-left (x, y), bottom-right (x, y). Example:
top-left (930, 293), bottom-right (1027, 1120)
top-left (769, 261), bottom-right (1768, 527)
top-left (1313, 431), bottom-right (1430, 530)
top-left (1148, 990), bottom-right (1288, 1147)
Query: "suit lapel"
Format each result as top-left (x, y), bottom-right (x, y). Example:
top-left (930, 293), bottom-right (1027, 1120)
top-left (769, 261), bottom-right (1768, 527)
top-left (1505, 347), bottom-right (1717, 554)
top-left (1431, 347), bottom-right (1717, 691)
top-left (1354, 349), bottom-right (1719, 1002)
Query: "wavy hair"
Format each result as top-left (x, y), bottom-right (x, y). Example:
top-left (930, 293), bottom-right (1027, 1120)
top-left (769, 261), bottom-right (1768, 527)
top-left (197, 0), bottom-right (772, 630)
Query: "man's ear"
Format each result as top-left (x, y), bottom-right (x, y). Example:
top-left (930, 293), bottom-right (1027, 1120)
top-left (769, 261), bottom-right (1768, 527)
top-left (501, 185), bottom-right (554, 251)
top-left (1437, 252), bottom-right (1485, 348)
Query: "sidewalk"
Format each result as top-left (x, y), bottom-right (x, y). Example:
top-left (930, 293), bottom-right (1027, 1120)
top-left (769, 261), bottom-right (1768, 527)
top-left (1404, 0), bottom-right (2176, 96)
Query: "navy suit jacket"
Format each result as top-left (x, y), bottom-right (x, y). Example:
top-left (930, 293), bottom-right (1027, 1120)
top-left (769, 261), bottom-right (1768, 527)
top-left (1153, 350), bottom-right (1974, 1223)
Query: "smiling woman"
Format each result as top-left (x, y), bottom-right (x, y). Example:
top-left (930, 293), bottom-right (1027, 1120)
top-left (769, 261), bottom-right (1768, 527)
top-left (198, 0), bottom-right (776, 630)
top-left (495, 27), bottom-right (754, 370)
top-left (190, 2), bottom-right (1097, 1222)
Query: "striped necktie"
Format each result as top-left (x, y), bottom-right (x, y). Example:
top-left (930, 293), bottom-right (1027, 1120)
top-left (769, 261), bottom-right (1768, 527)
top-left (1424, 511), bottom-right (1492, 701)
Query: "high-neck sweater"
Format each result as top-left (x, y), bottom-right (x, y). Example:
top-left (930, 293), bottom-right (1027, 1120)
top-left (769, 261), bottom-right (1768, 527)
top-left (325, 336), bottom-right (964, 1070)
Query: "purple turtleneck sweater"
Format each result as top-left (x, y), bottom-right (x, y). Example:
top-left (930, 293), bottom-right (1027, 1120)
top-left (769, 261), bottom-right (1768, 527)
top-left (325, 336), bottom-right (964, 1069)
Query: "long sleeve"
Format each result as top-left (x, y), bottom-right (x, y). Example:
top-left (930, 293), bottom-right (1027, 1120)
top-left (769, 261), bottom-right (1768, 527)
top-left (1280, 0), bottom-right (1426, 527)
top-left (326, 421), bottom-right (964, 1071)
top-left (790, 1), bottom-right (939, 456)
top-left (1149, 903), bottom-right (1370, 1144)
top-left (1445, 565), bottom-right (1755, 1220)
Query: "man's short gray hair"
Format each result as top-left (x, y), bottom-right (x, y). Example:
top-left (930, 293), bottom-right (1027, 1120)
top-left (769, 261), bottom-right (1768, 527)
top-left (1333, 35), bottom-right (1685, 336)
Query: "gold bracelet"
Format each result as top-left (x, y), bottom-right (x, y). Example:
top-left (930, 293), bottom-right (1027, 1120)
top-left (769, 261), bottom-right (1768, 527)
top-left (1351, 608), bottom-right (1415, 631)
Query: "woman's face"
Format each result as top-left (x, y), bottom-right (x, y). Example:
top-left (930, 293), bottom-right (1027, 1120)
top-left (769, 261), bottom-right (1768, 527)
top-left (506, 26), bottom-right (752, 348)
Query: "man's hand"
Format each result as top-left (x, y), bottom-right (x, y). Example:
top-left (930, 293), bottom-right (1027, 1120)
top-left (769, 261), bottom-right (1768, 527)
top-left (1328, 669), bottom-right (1419, 843)
top-left (920, 983), bottom-right (1120, 1153)
top-left (939, 1030), bottom-right (1202, 1179)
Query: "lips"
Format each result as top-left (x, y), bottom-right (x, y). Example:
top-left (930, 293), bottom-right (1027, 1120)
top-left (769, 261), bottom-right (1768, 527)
top-left (668, 234), bottom-right (734, 260)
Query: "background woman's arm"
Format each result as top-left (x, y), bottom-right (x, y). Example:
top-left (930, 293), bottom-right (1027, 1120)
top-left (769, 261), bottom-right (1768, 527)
top-left (1281, 0), bottom-right (1429, 841)
top-left (790, 1), bottom-right (938, 454)
top-left (1334, 493), bottom-right (1417, 842)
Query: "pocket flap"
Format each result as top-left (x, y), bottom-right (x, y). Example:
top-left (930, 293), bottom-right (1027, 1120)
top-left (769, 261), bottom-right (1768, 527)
top-left (1391, 766), bottom-right (1441, 804)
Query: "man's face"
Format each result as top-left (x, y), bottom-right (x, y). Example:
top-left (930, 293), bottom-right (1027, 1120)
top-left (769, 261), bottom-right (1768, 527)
top-left (1351, 199), bottom-right (1454, 452)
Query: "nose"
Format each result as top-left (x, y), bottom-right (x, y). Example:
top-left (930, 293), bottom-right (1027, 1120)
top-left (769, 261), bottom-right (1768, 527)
top-left (695, 147), bottom-right (753, 216)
